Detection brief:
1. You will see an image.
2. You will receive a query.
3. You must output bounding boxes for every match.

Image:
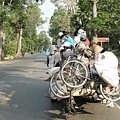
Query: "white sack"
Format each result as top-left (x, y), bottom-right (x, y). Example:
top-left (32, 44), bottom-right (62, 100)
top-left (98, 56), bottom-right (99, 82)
top-left (94, 51), bottom-right (119, 87)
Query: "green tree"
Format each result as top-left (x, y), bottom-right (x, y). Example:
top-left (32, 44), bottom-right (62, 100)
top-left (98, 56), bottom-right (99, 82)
top-left (38, 31), bottom-right (51, 51)
top-left (49, 8), bottom-right (70, 43)
top-left (0, 0), bottom-right (46, 58)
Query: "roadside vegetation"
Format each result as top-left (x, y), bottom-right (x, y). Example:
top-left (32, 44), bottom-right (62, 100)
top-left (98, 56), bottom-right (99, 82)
top-left (0, 0), bottom-right (51, 60)
top-left (49, 0), bottom-right (120, 56)
top-left (0, 0), bottom-right (120, 61)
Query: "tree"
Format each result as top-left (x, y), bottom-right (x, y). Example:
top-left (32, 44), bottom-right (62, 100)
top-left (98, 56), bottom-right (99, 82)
top-left (49, 8), bottom-right (70, 43)
top-left (36, 0), bottom-right (46, 5)
top-left (50, 0), bottom-right (78, 13)
top-left (49, 0), bottom-right (120, 51)
top-left (38, 31), bottom-right (51, 50)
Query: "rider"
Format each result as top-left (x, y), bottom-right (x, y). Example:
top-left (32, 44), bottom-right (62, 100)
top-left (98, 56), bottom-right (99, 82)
top-left (93, 45), bottom-right (119, 88)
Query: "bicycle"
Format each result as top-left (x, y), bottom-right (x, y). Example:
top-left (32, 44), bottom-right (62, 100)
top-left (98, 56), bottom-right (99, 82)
top-left (60, 52), bottom-right (120, 102)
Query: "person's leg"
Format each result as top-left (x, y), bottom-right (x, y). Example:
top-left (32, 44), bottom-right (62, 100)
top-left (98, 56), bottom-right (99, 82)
top-left (44, 68), bottom-right (52, 81)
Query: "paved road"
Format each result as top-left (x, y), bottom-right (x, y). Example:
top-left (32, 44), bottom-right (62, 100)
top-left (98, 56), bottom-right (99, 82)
top-left (0, 53), bottom-right (120, 120)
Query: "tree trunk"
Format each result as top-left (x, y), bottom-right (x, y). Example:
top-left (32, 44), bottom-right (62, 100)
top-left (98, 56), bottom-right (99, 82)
top-left (92, 0), bottom-right (97, 38)
top-left (1, 32), bottom-right (5, 60)
top-left (0, 30), bottom-right (5, 60)
top-left (15, 28), bottom-right (23, 58)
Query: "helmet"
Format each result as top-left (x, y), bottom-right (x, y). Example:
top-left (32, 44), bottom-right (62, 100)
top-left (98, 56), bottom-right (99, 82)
top-left (58, 32), bottom-right (63, 37)
top-left (49, 45), bottom-right (57, 52)
top-left (62, 41), bottom-right (71, 47)
top-left (77, 29), bottom-right (85, 34)
top-left (91, 39), bottom-right (98, 45)
top-left (59, 46), bottom-right (64, 52)
top-left (80, 35), bottom-right (86, 41)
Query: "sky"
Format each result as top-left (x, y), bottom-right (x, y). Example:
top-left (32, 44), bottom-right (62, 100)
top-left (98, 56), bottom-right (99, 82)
top-left (39, 0), bottom-right (56, 32)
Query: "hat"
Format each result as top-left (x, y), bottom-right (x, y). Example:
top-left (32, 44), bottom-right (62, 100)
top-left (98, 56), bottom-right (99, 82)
top-left (91, 39), bottom-right (98, 45)
top-left (58, 32), bottom-right (63, 37)
top-left (80, 35), bottom-right (86, 41)
top-left (93, 45), bottom-right (103, 53)
top-left (77, 29), bottom-right (85, 34)
top-left (62, 41), bottom-right (71, 47)
top-left (64, 31), bottom-right (70, 35)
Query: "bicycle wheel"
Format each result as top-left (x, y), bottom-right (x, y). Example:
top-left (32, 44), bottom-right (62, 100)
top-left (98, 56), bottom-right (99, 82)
top-left (100, 82), bottom-right (120, 102)
top-left (99, 69), bottom-right (120, 102)
top-left (49, 72), bottom-right (70, 99)
top-left (54, 71), bottom-right (75, 94)
top-left (60, 60), bottom-right (89, 88)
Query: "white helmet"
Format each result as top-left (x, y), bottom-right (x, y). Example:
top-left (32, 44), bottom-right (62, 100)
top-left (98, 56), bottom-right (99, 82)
top-left (58, 32), bottom-right (63, 37)
top-left (59, 46), bottom-right (64, 52)
top-left (62, 41), bottom-right (71, 47)
top-left (77, 29), bottom-right (85, 34)
top-left (49, 45), bottom-right (57, 52)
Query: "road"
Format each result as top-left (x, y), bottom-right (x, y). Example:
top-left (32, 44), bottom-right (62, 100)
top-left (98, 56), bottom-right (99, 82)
top-left (0, 52), bottom-right (120, 120)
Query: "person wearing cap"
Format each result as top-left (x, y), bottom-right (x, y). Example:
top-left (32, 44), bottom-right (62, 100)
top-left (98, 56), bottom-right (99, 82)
top-left (74, 29), bottom-right (90, 47)
top-left (64, 31), bottom-right (74, 51)
top-left (93, 45), bottom-right (119, 88)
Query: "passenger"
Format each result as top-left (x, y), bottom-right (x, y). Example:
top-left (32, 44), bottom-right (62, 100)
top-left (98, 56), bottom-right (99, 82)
top-left (46, 48), bottom-right (50, 67)
top-left (63, 31), bottom-right (74, 51)
top-left (57, 32), bottom-right (64, 47)
top-left (75, 35), bottom-right (92, 64)
top-left (44, 45), bottom-right (60, 81)
top-left (91, 39), bottom-right (98, 46)
top-left (93, 45), bottom-right (119, 88)
top-left (61, 41), bottom-right (74, 63)
top-left (74, 29), bottom-right (90, 47)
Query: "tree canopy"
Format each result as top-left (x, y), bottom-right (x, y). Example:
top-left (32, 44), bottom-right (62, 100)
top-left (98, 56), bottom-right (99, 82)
top-left (0, 0), bottom-right (51, 59)
top-left (49, 0), bottom-right (120, 51)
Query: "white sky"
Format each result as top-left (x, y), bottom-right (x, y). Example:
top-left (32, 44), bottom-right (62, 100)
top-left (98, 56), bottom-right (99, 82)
top-left (40, 0), bottom-right (56, 32)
